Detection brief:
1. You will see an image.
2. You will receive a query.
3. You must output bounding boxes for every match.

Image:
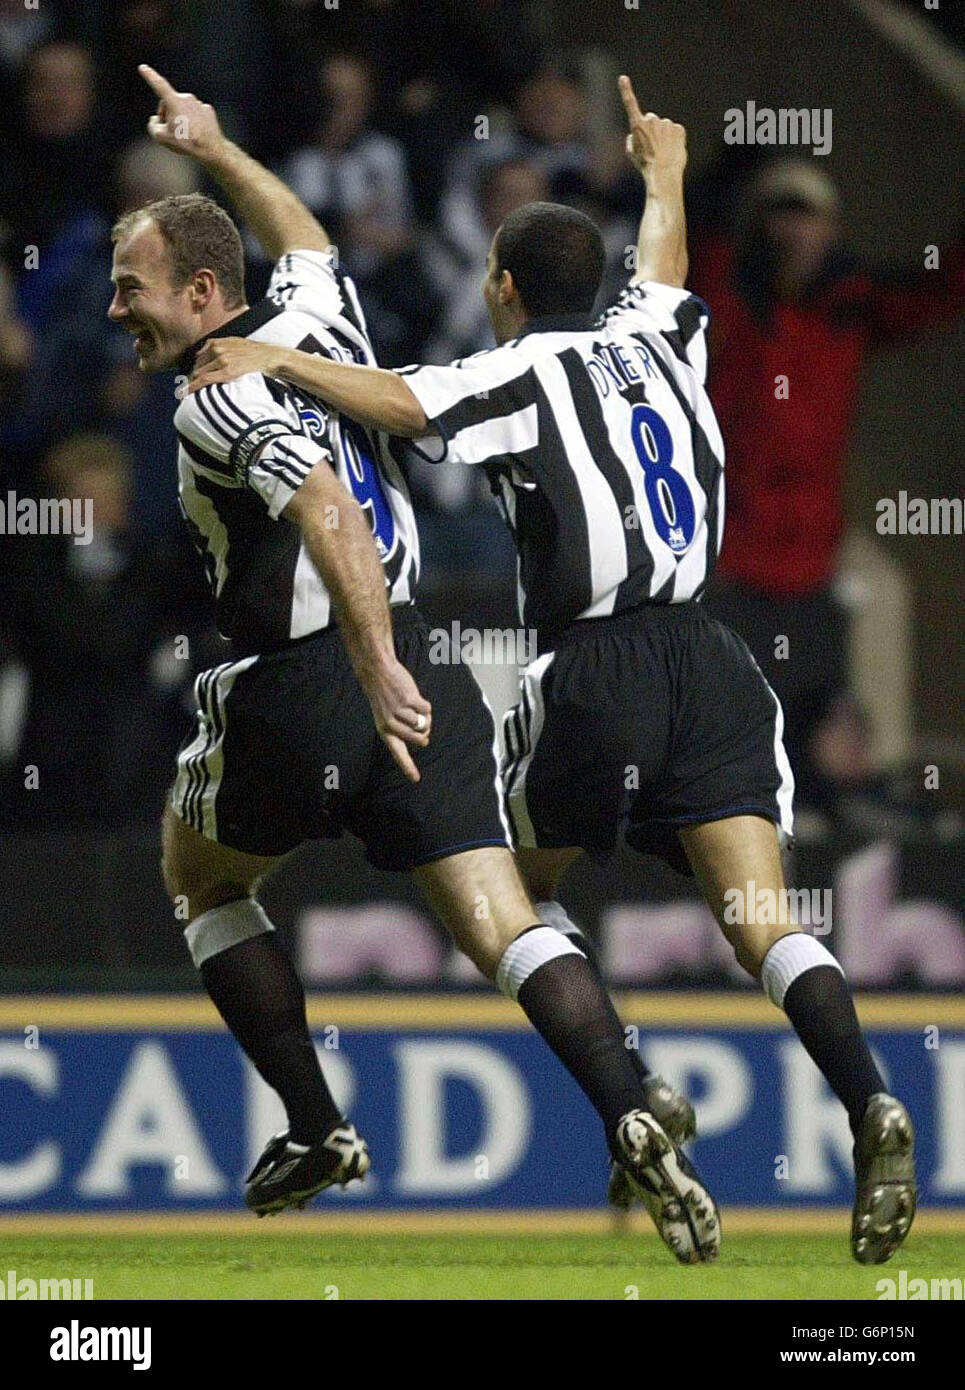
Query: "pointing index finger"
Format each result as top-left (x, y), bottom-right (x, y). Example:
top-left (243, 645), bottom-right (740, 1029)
top-left (138, 63), bottom-right (177, 100)
top-left (618, 74), bottom-right (643, 125)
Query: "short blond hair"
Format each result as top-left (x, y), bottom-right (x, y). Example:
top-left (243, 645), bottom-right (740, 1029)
top-left (112, 193), bottom-right (245, 307)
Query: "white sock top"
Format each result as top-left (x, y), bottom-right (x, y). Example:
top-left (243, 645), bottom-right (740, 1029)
top-left (760, 930), bottom-right (843, 1009)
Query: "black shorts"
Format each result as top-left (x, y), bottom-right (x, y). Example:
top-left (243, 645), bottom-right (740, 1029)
top-left (172, 606), bottom-right (511, 871)
top-left (501, 602), bottom-right (794, 875)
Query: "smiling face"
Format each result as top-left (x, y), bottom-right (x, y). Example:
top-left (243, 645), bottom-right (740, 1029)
top-left (108, 217), bottom-right (207, 373)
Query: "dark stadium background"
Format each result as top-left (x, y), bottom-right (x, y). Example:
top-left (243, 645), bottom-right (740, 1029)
top-left (0, 0), bottom-right (962, 994)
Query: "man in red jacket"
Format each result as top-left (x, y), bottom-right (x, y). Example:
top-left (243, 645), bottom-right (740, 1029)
top-left (692, 160), bottom-right (963, 808)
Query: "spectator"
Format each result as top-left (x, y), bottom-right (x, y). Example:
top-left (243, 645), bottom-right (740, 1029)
top-left (93, 1), bottom-right (200, 144)
top-left (440, 67), bottom-right (591, 265)
top-left (438, 65), bottom-right (634, 290)
top-left (0, 40), bottom-right (109, 289)
top-left (257, 0), bottom-right (545, 218)
top-left (12, 138), bottom-right (201, 534)
top-left (514, 68), bottom-right (592, 183)
top-left (0, 433), bottom-right (214, 830)
top-left (408, 160), bottom-right (549, 581)
top-left (374, 0), bottom-right (546, 221)
top-left (692, 159), bottom-right (965, 809)
top-left (0, 0), bottom-right (56, 115)
top-left (276, 51), bottom-right (439, 360)
top-left (424, 159), bottom-right (551, 363)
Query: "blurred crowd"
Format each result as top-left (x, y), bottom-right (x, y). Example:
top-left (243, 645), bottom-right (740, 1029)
top-left (0, 0), bottom-right (961, 840)
top-left (0, 1), bottom-right (643, 543)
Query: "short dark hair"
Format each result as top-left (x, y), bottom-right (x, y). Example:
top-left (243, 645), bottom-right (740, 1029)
top-left (112, 193), bottom-right (245, 308)
top-left (494, 201), bottom-right (605, 318)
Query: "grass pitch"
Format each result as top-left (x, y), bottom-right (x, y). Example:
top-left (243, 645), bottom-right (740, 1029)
top-left (4, 1221), bottom-right (963, 1300)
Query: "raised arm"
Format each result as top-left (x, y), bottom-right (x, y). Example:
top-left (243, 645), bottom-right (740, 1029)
top-left (189, 338), bottom-right (430, 437)
top-left (619, 75), bottom-right (689, 289)
top-left (139, 64), bottom-right (330, 260)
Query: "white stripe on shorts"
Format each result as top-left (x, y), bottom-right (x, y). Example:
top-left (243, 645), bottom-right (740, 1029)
top-left (172, 656), bottom-right (258, 839)
top-left (478, 686), bottom-right (514, 846)
top-left (501, 651), bottom-right (555, 848)
top-left (748, 654), bottom-right (795, 843)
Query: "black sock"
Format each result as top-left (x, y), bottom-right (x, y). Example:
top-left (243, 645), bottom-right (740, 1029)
top-left (783, 965), bottom-right (885, 1136)
top-left (200, 933), bottom-right (342, 1145)
top-left (627, 1046), bottom-right (653, 1085)
top-left (517, 951), bottom-right (646, 1148)
top-left (560, 928), bottom-right (652, 1084)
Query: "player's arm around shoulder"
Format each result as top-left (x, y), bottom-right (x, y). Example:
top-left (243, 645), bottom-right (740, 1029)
top-left (174, 369), bottom-right (285, 465)
top-left (189, 337), bottom-right (430, 439)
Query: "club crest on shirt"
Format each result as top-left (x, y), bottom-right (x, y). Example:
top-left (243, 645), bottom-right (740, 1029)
top-left (298, 405), bottom-right (327, 438)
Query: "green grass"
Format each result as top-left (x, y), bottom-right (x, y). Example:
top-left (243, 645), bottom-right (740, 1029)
top-left (3, 1232), bottom-right (963, 1300)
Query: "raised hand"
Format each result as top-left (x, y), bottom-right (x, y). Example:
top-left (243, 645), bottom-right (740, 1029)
top-left (618, 74), bottom-right (687, 181)
top-left (139, 63), bottom-right (224, 162)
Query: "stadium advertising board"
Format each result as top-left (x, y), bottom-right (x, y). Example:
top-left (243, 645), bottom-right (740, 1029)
top-left (1, 995), bottom-right (963, 1212)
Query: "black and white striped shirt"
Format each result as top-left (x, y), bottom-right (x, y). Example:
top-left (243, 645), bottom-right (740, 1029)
top-left (174, 250), bottom-right (419, 654)
top-left (400, 280), bottom-right (724, 639)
